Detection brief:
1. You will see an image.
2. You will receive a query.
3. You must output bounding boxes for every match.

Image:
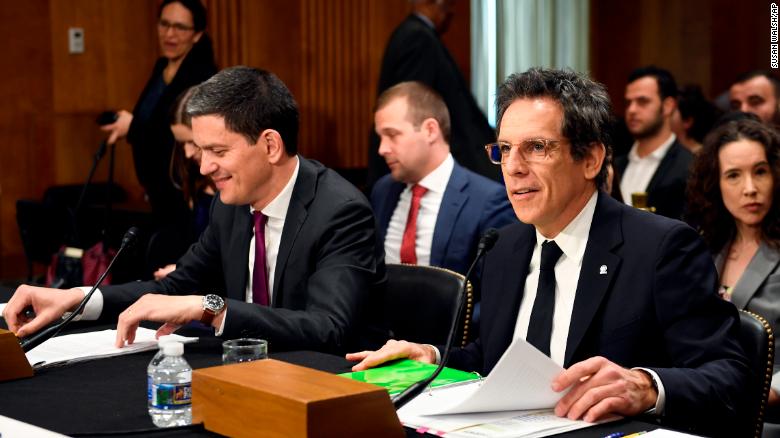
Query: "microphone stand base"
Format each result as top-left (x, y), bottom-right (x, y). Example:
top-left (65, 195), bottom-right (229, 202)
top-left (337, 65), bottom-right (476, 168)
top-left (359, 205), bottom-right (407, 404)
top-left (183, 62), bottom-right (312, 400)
top-left (0, 329), bottom-right (33, 382)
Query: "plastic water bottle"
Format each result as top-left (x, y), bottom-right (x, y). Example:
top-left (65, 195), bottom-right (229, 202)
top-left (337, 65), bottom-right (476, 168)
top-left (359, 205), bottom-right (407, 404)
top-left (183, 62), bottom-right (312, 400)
top-left (147, 341), bottom-right (192, 427)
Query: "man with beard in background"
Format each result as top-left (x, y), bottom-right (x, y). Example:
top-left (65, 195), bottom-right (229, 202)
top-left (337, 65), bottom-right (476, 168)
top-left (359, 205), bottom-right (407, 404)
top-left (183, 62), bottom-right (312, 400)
top-left (612, 66), bottom-right (692, 219)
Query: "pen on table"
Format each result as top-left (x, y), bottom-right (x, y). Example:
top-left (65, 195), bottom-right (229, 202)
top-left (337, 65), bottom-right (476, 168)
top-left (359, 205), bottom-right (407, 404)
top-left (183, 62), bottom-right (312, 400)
top-left (624, 432), bottom-right (647, 438)
top-left (602, 433), bottom-right (625, 438)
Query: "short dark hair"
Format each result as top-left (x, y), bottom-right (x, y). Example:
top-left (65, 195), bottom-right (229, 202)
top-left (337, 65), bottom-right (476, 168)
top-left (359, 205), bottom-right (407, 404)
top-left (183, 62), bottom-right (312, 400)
top-left (186, 66), bottom-right (299, 155)
top-left (686, 119), bottom-right (780, 252)
top-left (495, 68), bottom-right (613, 188)
top-left (733, 69), bottom-right (780, 99)
top-left (627, 65), bottom-right (678, 101)
top-left (159, 0), bottom-right (207, 32)
top-left (375, 81), bottom-right (451, 143)
top-left (677, 85), bottom-right (721, 143)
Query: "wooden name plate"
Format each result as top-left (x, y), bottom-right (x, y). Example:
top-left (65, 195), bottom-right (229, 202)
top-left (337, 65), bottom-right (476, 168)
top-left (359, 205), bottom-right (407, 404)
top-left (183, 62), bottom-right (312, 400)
top-left (0, 329), bottom-right (33, 382)
top-left (192, 359), bottom-right (404, 438)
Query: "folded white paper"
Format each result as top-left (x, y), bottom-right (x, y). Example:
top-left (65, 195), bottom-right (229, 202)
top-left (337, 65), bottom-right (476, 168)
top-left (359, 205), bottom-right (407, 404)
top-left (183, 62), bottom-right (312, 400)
top-left (26, 327), bottom-right (197, 369)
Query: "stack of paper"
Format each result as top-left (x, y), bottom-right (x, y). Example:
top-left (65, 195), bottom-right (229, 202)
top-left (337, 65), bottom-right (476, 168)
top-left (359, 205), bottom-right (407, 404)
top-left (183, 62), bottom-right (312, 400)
top-left (26, 328), bottom-right (197, 369)
top-left (394, 337), bottom-right (610, 437)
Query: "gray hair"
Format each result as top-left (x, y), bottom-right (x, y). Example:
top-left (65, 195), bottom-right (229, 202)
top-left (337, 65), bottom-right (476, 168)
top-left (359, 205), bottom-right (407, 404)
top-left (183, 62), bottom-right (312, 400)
top-left (495, 68), bottom-right (613, 188)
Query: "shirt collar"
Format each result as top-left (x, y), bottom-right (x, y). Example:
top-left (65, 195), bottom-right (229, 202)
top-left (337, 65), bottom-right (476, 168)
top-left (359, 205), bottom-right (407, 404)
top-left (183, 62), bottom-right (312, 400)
top-left (628, 133), bottom-right (677, 162)
top-left (534, 191), bottom-right (598, 265)
top-left (414, 153), bottom-right (454, 194)
top-left (249, 156), bottom-right (300, 219)
top-left (414, 12), bottom-right (435, 29)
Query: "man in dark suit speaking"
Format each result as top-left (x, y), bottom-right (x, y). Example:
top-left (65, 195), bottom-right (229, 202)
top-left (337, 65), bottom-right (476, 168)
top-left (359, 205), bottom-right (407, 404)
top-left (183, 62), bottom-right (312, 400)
top-left (5, 66), bottom-right (383, 353)
top-left (349, 68), bottom-right (750, 435)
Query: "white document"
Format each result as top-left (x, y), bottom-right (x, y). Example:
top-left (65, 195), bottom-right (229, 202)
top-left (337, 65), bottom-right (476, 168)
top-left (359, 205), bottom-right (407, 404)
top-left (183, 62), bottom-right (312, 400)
top-left (403, 337), bottom-right (566, 416)
top-left (640, 430), bottom-right (703, 437)
top-left (26, 327), bottom-right (197, 369)
top-left (0, 302), bottom-right (6, 316)
top-left (445, 410), bottom-right (594, 438)
top-left (0, 414), bottom-right (68, 438)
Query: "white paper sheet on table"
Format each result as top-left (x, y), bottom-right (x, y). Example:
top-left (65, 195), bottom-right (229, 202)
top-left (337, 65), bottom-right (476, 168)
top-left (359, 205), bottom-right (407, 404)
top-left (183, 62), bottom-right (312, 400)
top-left (25, 327), bottom-right (197, 369)
top-left (394, 337), bottom-right (607, 437)
top-left (403, 336), bottom-right (566, 416)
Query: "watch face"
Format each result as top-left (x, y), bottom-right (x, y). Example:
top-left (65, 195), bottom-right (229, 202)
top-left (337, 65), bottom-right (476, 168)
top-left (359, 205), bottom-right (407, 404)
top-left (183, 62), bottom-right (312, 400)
top-left (203, 294), bottom-right (225, 313)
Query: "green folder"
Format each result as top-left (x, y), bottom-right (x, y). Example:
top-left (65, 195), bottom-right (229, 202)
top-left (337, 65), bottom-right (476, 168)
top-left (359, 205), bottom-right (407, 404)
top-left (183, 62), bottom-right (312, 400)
top-left (339, 359), bottom-right (479, 395)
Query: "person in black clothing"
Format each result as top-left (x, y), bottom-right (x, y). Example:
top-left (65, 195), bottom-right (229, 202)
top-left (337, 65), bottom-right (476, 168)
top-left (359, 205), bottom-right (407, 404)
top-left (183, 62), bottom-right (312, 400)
top-left (101, 0), bottom-right (217, 229)
top-left (368, 0), bottom-right (499, 189)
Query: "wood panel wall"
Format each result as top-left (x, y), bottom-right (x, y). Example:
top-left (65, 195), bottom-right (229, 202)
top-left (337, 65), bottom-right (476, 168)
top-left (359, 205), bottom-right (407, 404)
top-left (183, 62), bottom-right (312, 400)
top-left (4, 0), bottom-right (760, 280)
top-left (0, 0), bottom-right (470, 279)
top-left (591, 0), bottom-right (766, 115)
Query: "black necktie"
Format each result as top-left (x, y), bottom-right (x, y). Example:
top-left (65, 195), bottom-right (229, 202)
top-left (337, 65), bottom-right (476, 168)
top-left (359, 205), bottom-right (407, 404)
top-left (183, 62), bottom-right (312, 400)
top-left (526, 240), bottom-right (563, 357)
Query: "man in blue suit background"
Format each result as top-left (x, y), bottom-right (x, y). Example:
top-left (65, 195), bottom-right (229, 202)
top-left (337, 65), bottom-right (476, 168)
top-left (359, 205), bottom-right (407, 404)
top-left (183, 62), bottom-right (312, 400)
top-left (371, 81), bottom-right (515, 280)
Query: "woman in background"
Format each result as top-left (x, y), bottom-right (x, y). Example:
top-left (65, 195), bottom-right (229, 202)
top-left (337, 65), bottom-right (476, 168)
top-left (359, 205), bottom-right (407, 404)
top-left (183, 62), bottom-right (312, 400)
top-left (687, 118), bottom-right (780, 403)
top-left (101, 0), bottom-right (217, 229)
top-left (154, 87), bottom-right (214, 280)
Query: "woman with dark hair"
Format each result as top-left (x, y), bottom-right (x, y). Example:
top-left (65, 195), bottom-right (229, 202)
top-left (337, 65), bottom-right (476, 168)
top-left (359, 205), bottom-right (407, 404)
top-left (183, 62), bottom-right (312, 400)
top-left (153, 87), bottom-right (215, 280)
top-left (100, 0), bottom-right (217, 230)
top-left (687, 118), bottom-right (780, 401)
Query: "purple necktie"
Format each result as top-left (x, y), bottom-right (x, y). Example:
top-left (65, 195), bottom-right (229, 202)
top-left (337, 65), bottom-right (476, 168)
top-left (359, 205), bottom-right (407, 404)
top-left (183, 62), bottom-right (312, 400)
top-left (252, 212), bottom-right (269, 306)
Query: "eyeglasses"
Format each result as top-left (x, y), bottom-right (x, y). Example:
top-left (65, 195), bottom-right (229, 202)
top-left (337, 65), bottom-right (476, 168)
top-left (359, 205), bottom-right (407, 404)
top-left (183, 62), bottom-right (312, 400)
top-left (158, 19), bottom-right (195, 33)
top-left (484, 139), bottom-right (562, 164)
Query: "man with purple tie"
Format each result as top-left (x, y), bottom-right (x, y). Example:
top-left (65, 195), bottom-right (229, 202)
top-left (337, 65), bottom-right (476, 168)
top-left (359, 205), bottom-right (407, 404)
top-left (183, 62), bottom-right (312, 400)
top-left (4, 66), bottom-right (383, 353)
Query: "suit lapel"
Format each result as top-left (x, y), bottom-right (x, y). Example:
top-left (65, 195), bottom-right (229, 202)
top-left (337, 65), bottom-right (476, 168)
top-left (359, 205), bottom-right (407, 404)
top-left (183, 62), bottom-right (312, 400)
top-left (732, 241), bottom-right (780, 309)
top-left (230, 206), bottom-right (253, 301)
top-left (645, 141), bottom-right (679, 194)
top-left (431, 164), bottom-right (468, 266)
top-left (378, 182), bottom-right (405, 243)
top-left (564, 192), bottom-right (623, 367)
top-left (490, 226), bottom-right (535, 358)
top-left (272, 157), bottom-right (314, 304)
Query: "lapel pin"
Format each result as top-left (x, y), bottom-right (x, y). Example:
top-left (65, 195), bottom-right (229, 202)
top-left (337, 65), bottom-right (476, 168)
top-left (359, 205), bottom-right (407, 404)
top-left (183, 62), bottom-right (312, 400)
top-left (599, 265), bottom-right (607, 275)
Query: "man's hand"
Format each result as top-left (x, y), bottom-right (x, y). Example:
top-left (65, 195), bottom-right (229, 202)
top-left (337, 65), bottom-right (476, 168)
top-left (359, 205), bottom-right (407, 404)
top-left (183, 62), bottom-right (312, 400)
top-left (3, 285), bottom-right (84, 338)
top-left (115, 294), bottom-right (203, 347)
top-left (551, 356), bottom-right (657, 422)
top-left (346, 339), bottom-right (437, 371)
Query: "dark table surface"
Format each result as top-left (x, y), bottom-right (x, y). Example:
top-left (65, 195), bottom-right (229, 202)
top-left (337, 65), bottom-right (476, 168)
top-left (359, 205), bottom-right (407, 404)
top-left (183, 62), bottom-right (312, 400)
top-left (0, 285), bottom-right (659, 438)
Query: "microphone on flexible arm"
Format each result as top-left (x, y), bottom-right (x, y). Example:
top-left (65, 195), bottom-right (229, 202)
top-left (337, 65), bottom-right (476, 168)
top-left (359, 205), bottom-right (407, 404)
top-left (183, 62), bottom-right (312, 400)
top-left (19, 227), bottom-right (140, 352)
top-left (392, 228), bottom-right (500, 410)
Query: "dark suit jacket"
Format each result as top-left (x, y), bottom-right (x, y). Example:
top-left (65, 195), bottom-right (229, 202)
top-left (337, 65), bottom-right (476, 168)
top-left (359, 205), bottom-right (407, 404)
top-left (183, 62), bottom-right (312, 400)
top-left (716, 242), bottom-right (780, 375)
top-left (128, 37), bottom-right (217, 225)
top-left (612, 139), bottom-right (693, 220)
top-left (449, 191), bottom-right (750, 436)
top-left (371, 162), bottom-right (515, 276)
top-left (368, 15), bottom-right (499, 188)
top-left (102, 157), bottom-right (383, 353)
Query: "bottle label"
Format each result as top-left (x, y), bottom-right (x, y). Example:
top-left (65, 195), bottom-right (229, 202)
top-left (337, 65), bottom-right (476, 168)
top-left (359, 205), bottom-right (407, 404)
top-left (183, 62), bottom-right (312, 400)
top-left (149, 382), bottom-right (192, 409)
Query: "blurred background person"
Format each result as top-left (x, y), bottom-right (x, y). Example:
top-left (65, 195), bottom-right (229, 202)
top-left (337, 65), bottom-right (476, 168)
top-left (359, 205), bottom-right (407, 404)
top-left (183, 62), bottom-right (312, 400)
top-left (153, 87), bottom-right (215, 280)
top-left (671, 84), bottom-right (721, 154)
top-left (687, 118), bottom-right (780, 404)
top-left (729, 70), bottom-right (780, 126)
top-left (100, 0), bottom-right (217, 235)
top-left (368, 0), bottom-right (499, 189)
top-left (612, 66), bottom-right (692, 219)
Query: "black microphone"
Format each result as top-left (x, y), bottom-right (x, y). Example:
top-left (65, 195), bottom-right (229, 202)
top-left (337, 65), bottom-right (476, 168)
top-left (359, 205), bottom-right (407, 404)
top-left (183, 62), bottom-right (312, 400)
top-left (19, 227), bottom-right (140, 352)
top-left (392, 228), bottom-right (500, 410)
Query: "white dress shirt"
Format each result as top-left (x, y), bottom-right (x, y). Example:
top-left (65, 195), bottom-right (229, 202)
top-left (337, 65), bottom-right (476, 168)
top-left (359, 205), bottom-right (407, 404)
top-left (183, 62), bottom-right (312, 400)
top-left (384, 154), bottom-right (454, 265)
top-left (512, 191), bottom-right (597, 366)
top-left (78, 157), bottom-right (301, 334)
top-left (619, 134), bottom-right (676, 205)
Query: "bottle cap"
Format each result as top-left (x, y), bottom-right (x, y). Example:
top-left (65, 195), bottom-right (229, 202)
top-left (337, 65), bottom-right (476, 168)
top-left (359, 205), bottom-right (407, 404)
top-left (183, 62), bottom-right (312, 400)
top-left (163, 341), bottom-right (184, 356)
top-left (157, 335), bottom-right (175, 348)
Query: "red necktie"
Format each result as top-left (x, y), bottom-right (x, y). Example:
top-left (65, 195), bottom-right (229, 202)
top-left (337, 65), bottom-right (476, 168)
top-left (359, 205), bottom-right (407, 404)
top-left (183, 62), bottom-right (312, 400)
top-left (252, 212), bottom-right (269, 306)
top-left (400, 184), bottom-right (428, 264)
